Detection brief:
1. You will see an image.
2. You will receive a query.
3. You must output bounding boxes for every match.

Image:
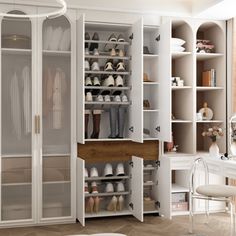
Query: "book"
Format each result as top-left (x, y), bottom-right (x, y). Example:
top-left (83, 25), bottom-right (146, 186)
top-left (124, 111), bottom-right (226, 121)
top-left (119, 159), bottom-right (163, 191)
top-left (202, 69), bottom-right (216, 87)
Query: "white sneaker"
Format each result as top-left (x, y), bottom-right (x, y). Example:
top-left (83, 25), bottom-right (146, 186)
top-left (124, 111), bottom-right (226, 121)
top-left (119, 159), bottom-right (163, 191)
top-left (84, 60), bottom-right (90, 71)
top-left (93, 48), bottom-right (99, 56)
top-left (91, 181), bottom-right (98, 194)
top-left (118, 49), bottom-right (125, 57)
top-left (85, 48), bottom-right (90, 55)
top-left (116, 163), bottom-right (125, 176)
top-left (105, 182), bottom-right (114, 193)
top-left (116, 62), bottom-right (125, 72)
top-left (121, 95), bottom-right (128, 102)
top-left (110, 48), bottom-right (116, 56)
top-left (104, 95), bottom-right (111, 102)
top-left (117, 182), bottom-right (125, 192)
top-left (86, 92), bottom-right (93, 102)
top-left (85, 77), bottom-right (92, 86)
top-left (104, 61), bottom-right (114, 72)
top-left (115, 75), bottom-right (124, 87)
top-left (103, 75), bottom-right (115, 87)
top-left (90, 167), bottom-right (99, 177)
top-left (114, 95), bottom-right (121, 102)
top-left (96, 95), bottom-right (103, 102)
top-left (91, 61), bottom-right (100, 71)
top-left (93, 77), bottom-right (100, 86)
top-left (104, 163), bottom-right (113, 177)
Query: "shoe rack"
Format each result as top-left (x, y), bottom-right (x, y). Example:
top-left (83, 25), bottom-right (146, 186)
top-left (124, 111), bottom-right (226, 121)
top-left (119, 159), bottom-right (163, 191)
top-left (77, 15), bottom-right (143, 143)
top-left (77, 156), bottom-right (144, 226)
top-left (143, 26), bottom-right (160, 140)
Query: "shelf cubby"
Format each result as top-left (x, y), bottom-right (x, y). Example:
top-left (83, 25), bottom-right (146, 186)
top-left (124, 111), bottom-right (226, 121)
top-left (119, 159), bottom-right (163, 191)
top-left (143, 86), bottom-right (159, 110)
top-left (143, 112), bottom-right (159, 140)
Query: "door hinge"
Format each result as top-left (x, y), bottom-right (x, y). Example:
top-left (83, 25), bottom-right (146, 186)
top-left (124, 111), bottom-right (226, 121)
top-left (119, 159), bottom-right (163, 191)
top-left (156, 126), bottom-right (160, 132)
top-left (129, 203), bottom-right (134, 210)
top-left (156, 35), bottom-right (160, 41)
top-left (129, 33), bottom-right (134, 40)
top-left (129, 126), bottom-right (134, 133)
top-left (129, 161), bottom-right (134, 167)
top-left (156, 201), bottom-right (160, 208)
top-left (156, 160), bottom-right (160, 168)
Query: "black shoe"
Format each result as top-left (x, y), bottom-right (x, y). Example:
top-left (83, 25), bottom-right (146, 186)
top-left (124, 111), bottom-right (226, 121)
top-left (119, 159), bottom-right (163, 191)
top-left (89, 32), bottom-right (99, 51)
top-left (85, 32), bottom-right (90, 48)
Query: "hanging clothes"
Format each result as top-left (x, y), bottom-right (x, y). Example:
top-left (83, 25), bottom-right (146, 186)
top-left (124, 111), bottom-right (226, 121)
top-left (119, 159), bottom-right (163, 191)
top-left (52, 68), bottom-right (67, 129)
top-left (22, 66), bottom-right (31, 134)
top-left (10, 72), bottom-right (22, 140)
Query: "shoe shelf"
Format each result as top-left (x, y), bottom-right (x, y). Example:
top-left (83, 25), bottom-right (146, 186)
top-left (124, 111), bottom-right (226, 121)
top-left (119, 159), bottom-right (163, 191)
top-left (143, 166), bottom-right (156, 171)
top-left (84, 86), bottom-right (131, 91)
top-left (85, 71), bottom-right (130, 75)
top-left (85, 54), bottom-right (130, 60)
top-left (143, 109), bottom-right (160, 112)
top-left (43, 181), bottom-right (71, 185)
top-left (171, 51), bottom-right (191, 59)
top-left (171, 119), bottom-right (192, 123)
top-left (196, 52), bottom-right (224, 61)
top-left (85, 101), bottom-right (130, 106)
top-left (2, 48), bottom-right (32, 55)
top-left (143, 82), bottom-right (159, 85)
top-left (171, 86), bottom-right (192, 90)
top-left (143, 182), bottom-right (155, 187)
top-left (143, 54), bottom-right (159, 59)
top-left (2, 182), bottom-right (32, 187)
top-left (85, 209), bottom-right (131, 218)
top-left (84, 39), bottom-right (130, 46)
top-left (196, 120), bottom-right (223, 123)
top-left (85, 191), bottom-right (130, 198)
top-left (85, 138), bottom-right (132, 142)
top-left (85, 176), bottom-right (130, 182)
top-left (196, 86), bottom-right (224, 91)
top-left (43, 50), bottom-right (71, 56)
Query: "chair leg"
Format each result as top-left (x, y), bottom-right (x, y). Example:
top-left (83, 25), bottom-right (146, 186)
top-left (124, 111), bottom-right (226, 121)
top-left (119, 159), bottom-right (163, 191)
top-left (205, 199), bottom-right (209, 224)
top-left (189, 193), bottom-right (194, 234)
top-left (230, 201), bottom-right (236, 236)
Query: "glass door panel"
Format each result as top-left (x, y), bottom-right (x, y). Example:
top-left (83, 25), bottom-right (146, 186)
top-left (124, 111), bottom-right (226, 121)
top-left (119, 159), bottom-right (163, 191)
top-left (42, 16), bottom-right (71, 218)
top-left (1, 11), bottom-right (32, 221)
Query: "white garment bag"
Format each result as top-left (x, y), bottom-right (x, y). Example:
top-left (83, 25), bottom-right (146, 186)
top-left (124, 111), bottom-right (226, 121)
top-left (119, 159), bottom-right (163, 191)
top-left (10, 72), bottom-right (22, 139)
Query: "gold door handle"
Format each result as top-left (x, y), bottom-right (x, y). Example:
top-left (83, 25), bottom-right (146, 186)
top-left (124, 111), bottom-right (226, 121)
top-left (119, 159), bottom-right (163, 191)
top-left (37, 115), bottom-right (40, 134)
top-left (34, 115), bottom-right (40, 134)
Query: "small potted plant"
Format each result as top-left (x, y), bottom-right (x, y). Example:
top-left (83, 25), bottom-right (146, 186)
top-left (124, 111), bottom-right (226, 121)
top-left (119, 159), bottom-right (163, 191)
top-left (202, 126), bottom-right (223, 158)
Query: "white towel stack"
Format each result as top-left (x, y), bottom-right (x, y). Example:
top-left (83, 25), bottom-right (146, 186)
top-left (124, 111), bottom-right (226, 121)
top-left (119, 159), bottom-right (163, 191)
top-left (171, 38), bottom-right (186, 52)
top-left (43, 26), bottom-right (71, 51)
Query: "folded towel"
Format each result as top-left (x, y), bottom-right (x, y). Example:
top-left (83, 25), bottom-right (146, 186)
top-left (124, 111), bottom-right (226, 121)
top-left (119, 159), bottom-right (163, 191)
top-left (171, 38), bottom-right (186, 46)
top-left (171, 45), bottom-right (185, 52)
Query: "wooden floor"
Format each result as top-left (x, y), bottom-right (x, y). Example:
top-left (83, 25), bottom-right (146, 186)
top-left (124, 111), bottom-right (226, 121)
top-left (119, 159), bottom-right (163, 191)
top-left (0, 213), bottom-right (232, 236)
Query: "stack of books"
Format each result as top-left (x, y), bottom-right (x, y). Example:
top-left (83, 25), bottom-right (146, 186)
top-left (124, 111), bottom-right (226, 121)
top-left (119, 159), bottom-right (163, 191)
top-left (202, 69), bottom-right (216, 87)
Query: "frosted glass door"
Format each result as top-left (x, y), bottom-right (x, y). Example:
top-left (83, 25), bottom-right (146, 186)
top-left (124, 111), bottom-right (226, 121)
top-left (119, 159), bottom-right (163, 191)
top-left (1, 11), bottom-right (33, 221)
top-left (42, 16), bottom-right (71, 218)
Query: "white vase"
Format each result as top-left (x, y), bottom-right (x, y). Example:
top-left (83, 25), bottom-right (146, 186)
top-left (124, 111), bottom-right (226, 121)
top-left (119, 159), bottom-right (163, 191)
top-left (209, 142), bottom-right (219, 158)
top-left (230, 140), bottom-right (236, 155)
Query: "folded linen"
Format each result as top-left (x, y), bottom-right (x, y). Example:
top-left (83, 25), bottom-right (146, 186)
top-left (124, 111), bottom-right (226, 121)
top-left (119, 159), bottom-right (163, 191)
top-left (171, 45), bottom-right (185, 52)
top-left (171, 37), bottom-right (186, 46)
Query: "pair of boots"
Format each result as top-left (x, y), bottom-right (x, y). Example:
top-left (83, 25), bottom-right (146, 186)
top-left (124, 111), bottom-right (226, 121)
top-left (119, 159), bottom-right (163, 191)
top-left (85, 110), bottom-right (103, 139)
top-left (109, 106), bottom-right (126, 138)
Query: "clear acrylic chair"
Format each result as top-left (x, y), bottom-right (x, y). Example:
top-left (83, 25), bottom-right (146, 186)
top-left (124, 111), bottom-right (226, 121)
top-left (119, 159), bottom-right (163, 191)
top-left (189, 157), bottom-right (236, 235)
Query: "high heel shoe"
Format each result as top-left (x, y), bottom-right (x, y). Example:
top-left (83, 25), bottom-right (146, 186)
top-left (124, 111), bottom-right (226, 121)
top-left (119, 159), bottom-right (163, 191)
top-left (117, 195), bottom-right (124, 211)
top-left (94, 196), bottom-right (101, 213)
top-left (107, 196), bottom-right (117, 212)
top-left (86, 197), bottom-right (94, 213)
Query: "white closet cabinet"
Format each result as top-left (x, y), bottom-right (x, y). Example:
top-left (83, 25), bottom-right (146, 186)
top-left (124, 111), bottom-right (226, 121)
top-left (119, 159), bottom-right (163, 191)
top-left (0, 4), bottom-right (76, 227)
top-left (37, 8), bottom-right (77, 224)
top-left (76, 156), bottom-right (144, 226)
top-left (0, 5), bottom-right (37, 226)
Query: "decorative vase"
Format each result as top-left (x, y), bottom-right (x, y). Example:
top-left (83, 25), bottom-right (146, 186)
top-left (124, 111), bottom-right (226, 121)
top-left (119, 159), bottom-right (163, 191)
top-left (230, 140), bottom-right (236, 155)
top-left (209, 141), bottom-right (219, 158)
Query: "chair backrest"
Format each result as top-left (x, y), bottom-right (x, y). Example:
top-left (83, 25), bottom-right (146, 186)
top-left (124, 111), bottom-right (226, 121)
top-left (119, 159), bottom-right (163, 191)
top-left (189, 157), bottom-right (209, 194)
